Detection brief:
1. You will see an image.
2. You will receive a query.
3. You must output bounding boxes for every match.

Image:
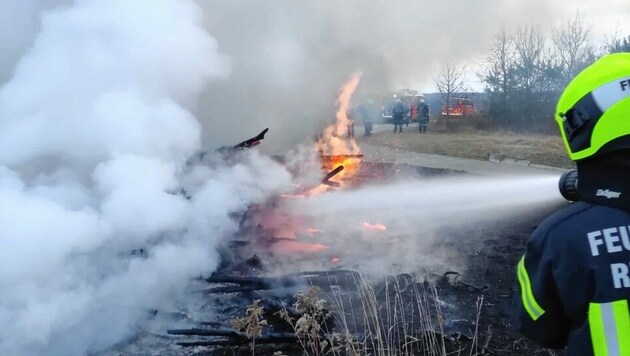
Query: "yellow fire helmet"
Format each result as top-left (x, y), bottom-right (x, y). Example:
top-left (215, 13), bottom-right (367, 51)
top-left (556, 53), bottom-right (630, 161)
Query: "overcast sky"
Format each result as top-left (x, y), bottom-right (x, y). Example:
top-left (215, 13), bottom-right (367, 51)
top-left (1, 0), bottom-right (629, 145)
top-left (419, 0), bottom-right (630, 92)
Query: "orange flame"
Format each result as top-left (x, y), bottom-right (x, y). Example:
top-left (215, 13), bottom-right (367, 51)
top-left (319, 72), bottom-right (362, 152)
top-left (273, 241), bottom-right (330, 255)
top-left (306, 227), bottom-right (324, 236)
top-left (278, 193), bottom-right (308, 199)
top-left (315, 73), bottom-right (363, 191)
top-left (363, 222), bottom-right (387, 231)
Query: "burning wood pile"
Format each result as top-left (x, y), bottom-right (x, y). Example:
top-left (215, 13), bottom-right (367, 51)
top-left (217, 75), bottom-right (454, 269)
top-left (112, 75), bottom-right (484, 356)
top-left (205, 73), bottom-right (456, 275)
top-left (206, 74), bottom-right (370, 269)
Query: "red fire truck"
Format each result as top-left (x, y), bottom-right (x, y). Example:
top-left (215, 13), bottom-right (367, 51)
top-left (441, 97), bottom-right (476, 117)
top-left (381, 89), bottom-right (424, 123)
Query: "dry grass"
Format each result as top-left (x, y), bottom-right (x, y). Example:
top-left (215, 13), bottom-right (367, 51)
top-left (235, 274), bottom-right (486, 355)
top-left (360, 129), bottom-right (574, 169)
top-left (304, 274), bottom-right (459, 356)
top-left (231, 299), bottom-right (268, 355)
top-left (278, 287), bottom-right (333, 356)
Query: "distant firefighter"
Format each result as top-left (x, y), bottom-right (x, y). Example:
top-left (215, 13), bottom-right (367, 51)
top-left (357, 100), bottom-right (379, 137)
top-left (418, 101), bottom-right (430, 134)
top-left (347, 120), bottom-right (355, 138)
top-left (345, 107), bottom-right (356, 138)
top-left (392, 99), bottom-right (408, 133)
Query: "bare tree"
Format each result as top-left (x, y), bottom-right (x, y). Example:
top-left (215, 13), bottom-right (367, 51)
top-left (478, 24), bottom-right (598, 132)
top-left (605, 30), bottom-right (630, 53)
top-left (552, 13), bottom-right (593, 82)
top-left (434, 63), bottom-right (466, 116)
top-left (514, 26), bottom-right (545, 92)
top-left (481, 28), bottom-right (515, 94)
top-left (479, 28), bottom-right (516, 125)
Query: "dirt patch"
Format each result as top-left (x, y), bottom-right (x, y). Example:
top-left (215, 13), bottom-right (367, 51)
top-left (359, 129), bottom-right (574, 169)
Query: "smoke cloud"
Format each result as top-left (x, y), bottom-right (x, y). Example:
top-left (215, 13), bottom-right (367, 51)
top-left (0, 0), bottom-right (67, 84)
top-left (262, 174), bottom-right (564, 275)
top-left (194, 0), bottom-right (557, 149)
top-left (0, 0), bottom-right (290, 354)
top-left (0, 0), bottom-right (572, 354)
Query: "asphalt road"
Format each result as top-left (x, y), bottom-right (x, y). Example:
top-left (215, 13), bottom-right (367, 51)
top-left (258, 123), bottom-right (566, 177)
top-left (358, 124), bottom-right (565, 177)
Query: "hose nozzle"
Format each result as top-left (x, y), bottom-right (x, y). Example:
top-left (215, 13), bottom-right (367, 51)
top-left (559, 169), bottom-right (579, 201)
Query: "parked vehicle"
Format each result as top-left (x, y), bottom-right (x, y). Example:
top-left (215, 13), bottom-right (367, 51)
top-left (381, 90), bottom-right (424, 123)
top-left (381, 101), bottom-right (395, 123)
top-left (441, 97), bottom-right (476, 117)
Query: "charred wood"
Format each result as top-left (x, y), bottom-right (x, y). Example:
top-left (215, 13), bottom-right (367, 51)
top-left (204, 270), bottom-right (361, 292)
top-left (202, 285), bottom-right (262, 294)
top-left (176, 333), bottom-right (299, 347)
top-left (169, 328), bottom-right (300, 346)
top-left (168, 328), bottom-right (242, 337)
top-left (322, 165), bottom-right (344, 187)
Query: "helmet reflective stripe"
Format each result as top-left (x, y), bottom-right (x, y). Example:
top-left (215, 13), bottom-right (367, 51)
top-left (592, 75), bottom-right (630, 113)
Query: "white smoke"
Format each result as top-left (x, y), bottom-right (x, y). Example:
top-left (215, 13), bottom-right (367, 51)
top-left (0, 0), bottom-right (66, 84)
top-left (0, 0), bottom-right (292, 355)
top-left (0, 0), bottom-right (574, 353)
top-left (194, 0), bottom-right (560, 149)
top-left (265, 174), bottom-right (564, 275)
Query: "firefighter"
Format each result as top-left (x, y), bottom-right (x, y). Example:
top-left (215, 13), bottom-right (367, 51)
top-left (346, 107), bottom-right (356, 138)
top-left (512, 53), bottom-right (630, 355)
top-left (358, 99), bottom-right (377, 137)
top-left (418, 100), bottom-right (430, 134)
top-left (392, 98), bottom-right (407, 133)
